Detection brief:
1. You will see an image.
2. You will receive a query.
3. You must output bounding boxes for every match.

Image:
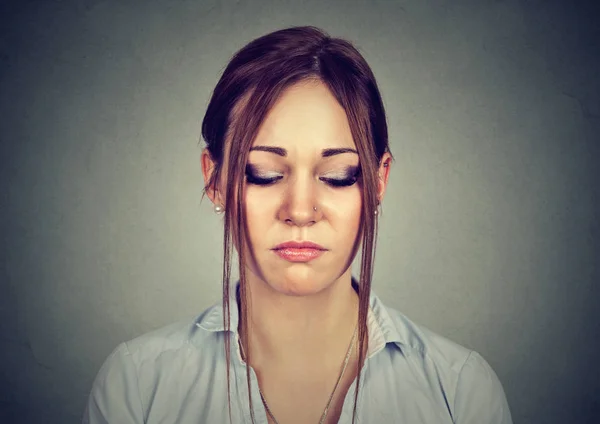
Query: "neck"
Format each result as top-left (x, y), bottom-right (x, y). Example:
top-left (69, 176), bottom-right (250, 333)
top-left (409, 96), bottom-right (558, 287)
top-left (237, 271), bottom-right (359, 370)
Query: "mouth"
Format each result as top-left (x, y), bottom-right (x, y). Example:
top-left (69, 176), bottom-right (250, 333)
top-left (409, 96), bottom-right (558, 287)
top-left (271, 241), bottom-right (327, 263)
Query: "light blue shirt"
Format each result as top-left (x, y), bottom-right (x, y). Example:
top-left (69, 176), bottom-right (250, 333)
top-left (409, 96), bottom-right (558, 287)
top-left (83, 282), bottom-right (512, 423)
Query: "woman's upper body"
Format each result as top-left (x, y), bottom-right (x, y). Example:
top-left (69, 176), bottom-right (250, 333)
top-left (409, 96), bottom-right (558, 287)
top-left (83, 26), bottom-right (513, 424)
top-left (82, 281), bottom-right (512, 424)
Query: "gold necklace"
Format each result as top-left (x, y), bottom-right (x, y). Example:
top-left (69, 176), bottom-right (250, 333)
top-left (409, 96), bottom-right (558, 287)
top-left (239, 324), bottom-right (358, 424)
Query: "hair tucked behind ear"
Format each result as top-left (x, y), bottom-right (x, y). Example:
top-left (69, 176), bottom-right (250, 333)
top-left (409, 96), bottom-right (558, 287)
top-left (200, 26), bottom-right (392, 423)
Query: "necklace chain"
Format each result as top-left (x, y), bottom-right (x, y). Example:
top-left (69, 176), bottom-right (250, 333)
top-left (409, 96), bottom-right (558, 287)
top-left (238, 324), bottom-right (358, 424)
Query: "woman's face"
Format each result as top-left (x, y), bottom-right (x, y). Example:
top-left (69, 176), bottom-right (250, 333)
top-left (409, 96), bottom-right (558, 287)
top-left (203, 79), bottom-right (390, 296)
top-left (243, 79), bottom-right (364, 296)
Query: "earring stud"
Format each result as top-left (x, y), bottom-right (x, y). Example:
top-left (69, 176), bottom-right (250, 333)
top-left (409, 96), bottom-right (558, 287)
top-left (214, 204), bottom-right (224, 214)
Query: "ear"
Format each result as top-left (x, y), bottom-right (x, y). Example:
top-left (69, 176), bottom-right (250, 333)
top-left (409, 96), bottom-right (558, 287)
top-left (201, 148), bottom-right (224, 206)
top-left (376, 152), bottom-right (392, 203)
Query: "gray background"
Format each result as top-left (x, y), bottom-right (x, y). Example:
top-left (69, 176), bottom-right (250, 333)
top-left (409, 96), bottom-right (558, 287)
top-left (1, 0), bottom-right (598, 423)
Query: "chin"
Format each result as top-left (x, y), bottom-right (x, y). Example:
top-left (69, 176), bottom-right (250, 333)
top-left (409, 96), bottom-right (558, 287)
top-left (245, 255), bottom-right (347, 297)
top-left (274, 283), bottom-right (325, 297)
top-left (270, 268), bottom-right (334, 296)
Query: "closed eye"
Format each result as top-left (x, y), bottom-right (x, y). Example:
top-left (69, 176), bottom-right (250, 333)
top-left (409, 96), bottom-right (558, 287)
top-left (245, 164), bottom-right (361, 187)
top-left (320, 165), bottom-right (361, 187)
top-left (320, 176), bottom-right (358, 187)
top-left (247, 175), bottom-right (283, 185)
top-left (245, 164), bottom-right (283, 186)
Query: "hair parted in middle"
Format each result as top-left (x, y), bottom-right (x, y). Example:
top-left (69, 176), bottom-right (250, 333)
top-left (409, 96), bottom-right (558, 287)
top-left (200, 25), bottom-right (392, 424)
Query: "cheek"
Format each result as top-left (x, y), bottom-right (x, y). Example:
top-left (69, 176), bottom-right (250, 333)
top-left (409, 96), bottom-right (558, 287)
top-left (320, 188), bottom-right (362, 246)
top-left (339, 193), bottom-right (362, 233)
top-left (328, 187), bottom-right (362, 219)
top-left (244, 188), bottom-right (278, 241)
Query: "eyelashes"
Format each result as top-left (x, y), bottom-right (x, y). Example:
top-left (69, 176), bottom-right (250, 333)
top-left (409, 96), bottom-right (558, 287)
top-left (320, 166), bottom-right (360, 187)
top-left (245, 164), bottom-right (361, 188)
top-left (245, 165), bottom-right (284, 185)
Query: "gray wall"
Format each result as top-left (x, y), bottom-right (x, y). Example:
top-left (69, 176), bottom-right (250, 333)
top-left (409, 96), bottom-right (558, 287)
top-left (1, 0), bottom-right (598, 423)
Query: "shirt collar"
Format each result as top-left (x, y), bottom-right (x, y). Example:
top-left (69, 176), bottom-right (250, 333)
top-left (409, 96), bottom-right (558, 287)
top-left (195, 280), bottom-right (405, 357)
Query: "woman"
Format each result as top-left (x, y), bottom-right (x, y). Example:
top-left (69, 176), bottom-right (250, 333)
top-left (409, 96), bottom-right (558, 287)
top-left (83, 26), bottom-right (512, 424)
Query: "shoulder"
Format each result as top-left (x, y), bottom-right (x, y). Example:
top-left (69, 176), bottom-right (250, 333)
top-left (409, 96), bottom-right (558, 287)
top-left (376, 301), bottom-right (512, 423)
top-left (83, 304), bottom-right (222, 423)
top-left (94, 312), bottom-right (209, 378)
top-left (373, 298), bottom-right (472, 373)
top-left (123, 313), bottom-right (207, 361)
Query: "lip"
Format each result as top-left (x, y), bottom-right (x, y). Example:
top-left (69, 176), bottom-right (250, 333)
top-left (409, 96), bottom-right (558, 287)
top-left (272, 241), bottom-right (327, 263)
top-left (272, 241), bottom-right (327, 250)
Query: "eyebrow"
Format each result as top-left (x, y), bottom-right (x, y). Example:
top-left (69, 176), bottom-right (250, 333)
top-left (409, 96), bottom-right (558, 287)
top-left (249, 146), bottom-right (358, 157)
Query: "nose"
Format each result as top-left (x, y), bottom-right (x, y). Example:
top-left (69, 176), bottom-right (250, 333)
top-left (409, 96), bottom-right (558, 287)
top-left (278, 171), bottom-right (322, 227)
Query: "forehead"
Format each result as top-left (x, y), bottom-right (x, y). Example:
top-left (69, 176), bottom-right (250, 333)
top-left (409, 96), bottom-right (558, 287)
top-left (252, 80), bottom-right (355, 152)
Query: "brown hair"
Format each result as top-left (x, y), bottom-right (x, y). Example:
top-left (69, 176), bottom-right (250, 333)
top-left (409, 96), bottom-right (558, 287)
top-left (200, 26), bottom-right (392, 423)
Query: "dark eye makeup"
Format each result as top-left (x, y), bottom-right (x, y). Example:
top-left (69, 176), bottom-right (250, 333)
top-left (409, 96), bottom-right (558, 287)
top-left (320, 165), bottom-right (361, 187)
top-left (244, 164), bottom-right (284, 185)
top-left (245, 164), bottom-right (361, 187)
